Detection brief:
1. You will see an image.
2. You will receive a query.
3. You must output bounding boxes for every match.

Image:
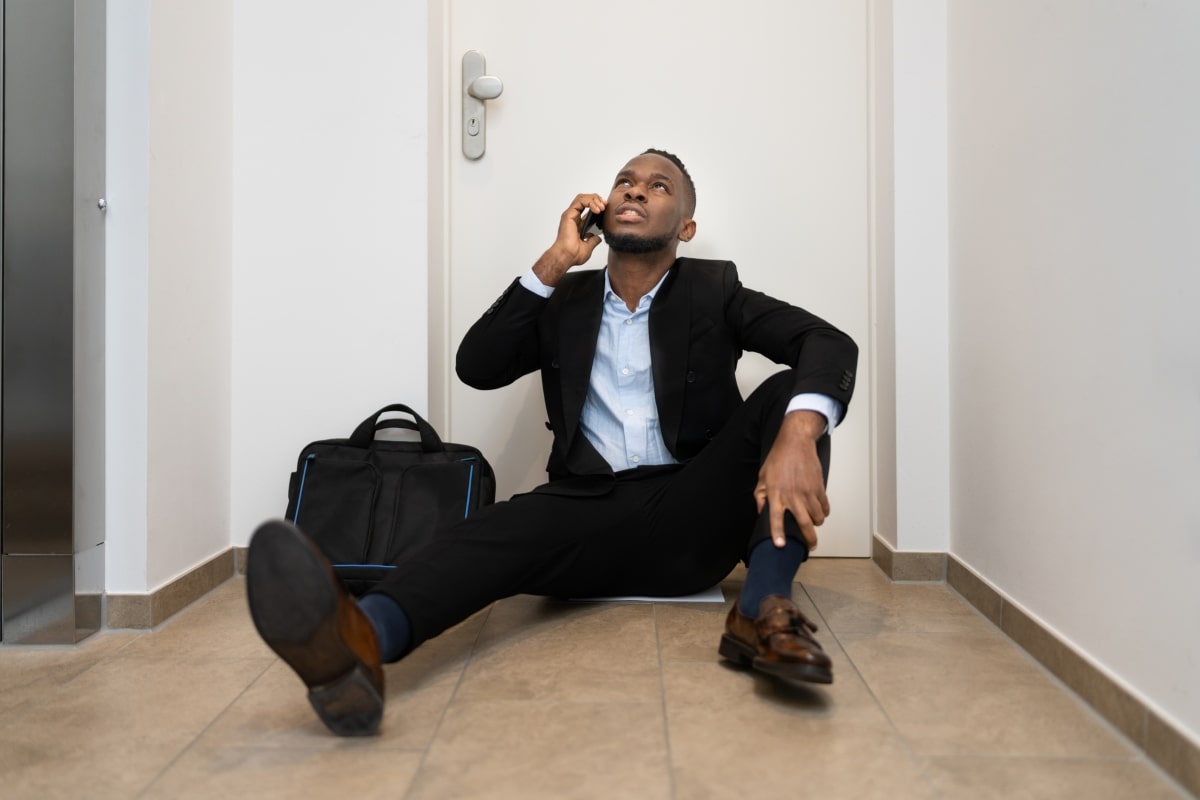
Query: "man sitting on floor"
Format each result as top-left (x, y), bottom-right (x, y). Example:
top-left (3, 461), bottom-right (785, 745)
top-left (246, 148), bottom-right (859, 736)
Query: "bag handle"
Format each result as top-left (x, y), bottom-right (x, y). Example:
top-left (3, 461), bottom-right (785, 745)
top-left (349, 404), bottom-right (444, 452)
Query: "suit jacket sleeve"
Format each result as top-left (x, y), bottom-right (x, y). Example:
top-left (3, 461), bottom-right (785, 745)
top-left (455, 277), bottom-right (547, 389)
top-left (723, 263), bottom-right (858, 413)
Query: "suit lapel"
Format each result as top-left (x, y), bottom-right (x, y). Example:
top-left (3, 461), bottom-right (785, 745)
top-left (650, 261), bottom-right (690, 455)
top-left (558, 271), bottom-right (605, 450)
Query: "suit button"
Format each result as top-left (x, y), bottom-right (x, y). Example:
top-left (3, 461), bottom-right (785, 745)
top-left (551, 358), bottom-right (560, 369)
top-left (705, 428), bottom-right (714, 439)
top-left (686, 370), bottom-right (696, 383)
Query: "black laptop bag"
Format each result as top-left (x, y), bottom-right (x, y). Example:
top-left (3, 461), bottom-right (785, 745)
top-left (284, 404), bottom-right (496, 595)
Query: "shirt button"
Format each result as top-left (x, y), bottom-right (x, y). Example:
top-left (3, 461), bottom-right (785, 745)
top-left (624, 319), bottom-right (632, 325)
top-left (626, 409), bottom-right (634, 416)
top-left (621, 367), bottom-right (630, 375)
top-left (631, 456), bottom-right (641, 464)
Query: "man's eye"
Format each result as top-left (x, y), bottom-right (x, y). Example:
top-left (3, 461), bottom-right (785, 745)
top-left (652, 182), bottom-right (667, 190)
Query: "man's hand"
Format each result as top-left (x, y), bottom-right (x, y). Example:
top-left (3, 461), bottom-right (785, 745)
top-left (754, 410), bottom-right (829, 551)
top-left (532, 194), bottom-right (607, 287)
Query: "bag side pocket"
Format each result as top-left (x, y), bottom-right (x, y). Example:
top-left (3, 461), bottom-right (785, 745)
top-left (383, 457), bottom-right (480, 564)
top-left (290, 454), bottom-right (382, 564)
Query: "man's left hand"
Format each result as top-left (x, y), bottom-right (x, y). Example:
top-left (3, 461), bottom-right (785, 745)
top-left (754, 410), bottom-right (829, 551)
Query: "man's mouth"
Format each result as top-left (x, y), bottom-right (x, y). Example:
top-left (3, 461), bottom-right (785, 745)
top-left (614, 203), bottom-right (647, 221)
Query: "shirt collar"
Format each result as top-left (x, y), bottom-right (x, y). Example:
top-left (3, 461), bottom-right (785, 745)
top-left (602, 268), bottom-right (672, 309)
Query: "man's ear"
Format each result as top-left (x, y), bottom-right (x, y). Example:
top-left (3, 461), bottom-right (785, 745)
top-left (678, 219), bottom-right (697, 243)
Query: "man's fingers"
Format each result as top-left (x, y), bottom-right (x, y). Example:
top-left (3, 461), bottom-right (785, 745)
top-left (781, 498), bottom-right (818, 550)
top-left (808, 494), bottom-right (828, 527)
top-left (798, 514), bottom-right (818, 550)
top-left (769, 500), bottom-right (786, 548)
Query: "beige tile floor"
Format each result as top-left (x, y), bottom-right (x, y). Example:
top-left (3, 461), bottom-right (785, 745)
top-left (0, 559), bottom-right (1189, 800)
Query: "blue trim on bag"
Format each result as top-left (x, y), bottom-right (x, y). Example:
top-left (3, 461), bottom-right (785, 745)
top-left (457, 456), bottom-right (477, 518)
top-left (464, 464), bottom-right (474, 517)
top-left (292, 453), bottom-right (316, 522)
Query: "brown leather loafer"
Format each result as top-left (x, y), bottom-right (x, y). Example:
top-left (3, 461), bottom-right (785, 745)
top-left (719, 594), bottom-right (833, 684)
top-left (246, 519), bottom-right (385, 736)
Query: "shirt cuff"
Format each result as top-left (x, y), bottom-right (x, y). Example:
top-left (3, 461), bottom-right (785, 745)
top-left (519, 268), bottom-right (555, 298)
top-left (786, 393), bottom-right (843, 434)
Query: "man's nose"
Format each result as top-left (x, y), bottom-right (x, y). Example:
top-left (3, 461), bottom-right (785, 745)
top-left (624, 185), bottom-right (647, 201)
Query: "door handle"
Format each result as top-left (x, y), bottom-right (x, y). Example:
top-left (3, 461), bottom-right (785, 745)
top-left (462, 50), bottom-right (504, 160)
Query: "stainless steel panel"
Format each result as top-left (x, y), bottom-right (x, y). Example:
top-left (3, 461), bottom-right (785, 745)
top-left (3, 0), bottom-right (76, 559)
top-left (1, 554), bottom-right (74, 644)
top-left (1, 0), bottom-right (5, 624)
top-left (73, 0), bottom-right (106, 594)
top-left (2, 0), bottom-right (106, 644)
top-left (74, 540), bottom-right (103, 640)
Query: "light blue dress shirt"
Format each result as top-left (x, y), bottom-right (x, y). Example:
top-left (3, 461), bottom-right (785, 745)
top-left (518, 268), bottom-right (842, 472)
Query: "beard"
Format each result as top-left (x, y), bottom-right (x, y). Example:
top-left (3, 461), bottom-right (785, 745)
top-left (605, 230), bottom-right (674, 254)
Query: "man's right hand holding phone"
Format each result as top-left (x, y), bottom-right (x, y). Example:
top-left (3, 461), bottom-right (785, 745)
top-left (532, 194), bottom-right (606, 288)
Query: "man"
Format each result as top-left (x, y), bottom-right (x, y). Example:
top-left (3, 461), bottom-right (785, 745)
top-left (246, 149), bottom-right (858, 736)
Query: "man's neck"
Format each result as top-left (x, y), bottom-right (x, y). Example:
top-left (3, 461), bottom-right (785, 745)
top-left (607, 251), bottom-right (678, 312)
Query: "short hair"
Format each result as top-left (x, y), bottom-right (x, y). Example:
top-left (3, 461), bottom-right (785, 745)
top-left (642, 148), bottom-right (696, 216)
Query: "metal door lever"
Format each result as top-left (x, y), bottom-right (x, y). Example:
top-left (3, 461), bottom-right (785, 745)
top-left (463, 51), bottom-right (504, 160)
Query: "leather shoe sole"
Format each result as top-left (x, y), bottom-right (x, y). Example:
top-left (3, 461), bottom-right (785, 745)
top-left (246, 520), bottom-right (384, 736)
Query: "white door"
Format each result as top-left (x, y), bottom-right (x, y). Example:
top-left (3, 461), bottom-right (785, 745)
top-left (444, 0), bottom-right (871, 556)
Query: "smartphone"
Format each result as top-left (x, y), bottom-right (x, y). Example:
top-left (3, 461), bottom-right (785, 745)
top-left (579, 209), bottom-right (603, 239)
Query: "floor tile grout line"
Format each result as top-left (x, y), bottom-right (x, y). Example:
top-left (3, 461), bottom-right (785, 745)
top-left (133, 656), bottom-right (277, 799)
top-left (402, 602), bottom-right (496, 800)
top-left (651, 603), bottom-right (678, 800)
top-left (796, 579), bottom-right (947, 800)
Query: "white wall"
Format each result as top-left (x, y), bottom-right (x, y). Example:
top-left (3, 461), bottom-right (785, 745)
top-left (105, 0), bottom-right (234, 592)
top-left (871, 0), bottom-right (950, 553)
top-left (869, 0), bottom-right (897, 549)
top-left (104, 0), bottom-right (151, 592)
top-left (144, 0), bottom-right (235, 590)
top-left (948, 0), bottom-right (1200, 744)
top-left (229, 0), bottom-right (431, 545)
top-left (893, 1), bottom-right (950, 554)
top-left (105, 0), bottom-right (431, 590)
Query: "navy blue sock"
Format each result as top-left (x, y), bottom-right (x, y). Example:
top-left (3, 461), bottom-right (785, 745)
top-left (357, 592), bottom-right (414, 663)
top-left (738, 538), bottom-right (808, 617)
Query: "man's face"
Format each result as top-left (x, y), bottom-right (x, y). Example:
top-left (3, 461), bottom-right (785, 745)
top-left (603, 153), bottom-right (694, 255)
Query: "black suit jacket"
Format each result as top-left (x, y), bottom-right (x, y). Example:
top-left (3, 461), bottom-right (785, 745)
top-left (456, 258), bottom-right (858, 486)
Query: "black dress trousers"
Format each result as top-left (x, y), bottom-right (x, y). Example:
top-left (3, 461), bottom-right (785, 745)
top-left (372, 369), bottom-right (831, 649)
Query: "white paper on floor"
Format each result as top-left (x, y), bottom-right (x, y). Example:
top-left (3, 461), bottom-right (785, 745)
top-left (570, 584), bottom-right (725, 603)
